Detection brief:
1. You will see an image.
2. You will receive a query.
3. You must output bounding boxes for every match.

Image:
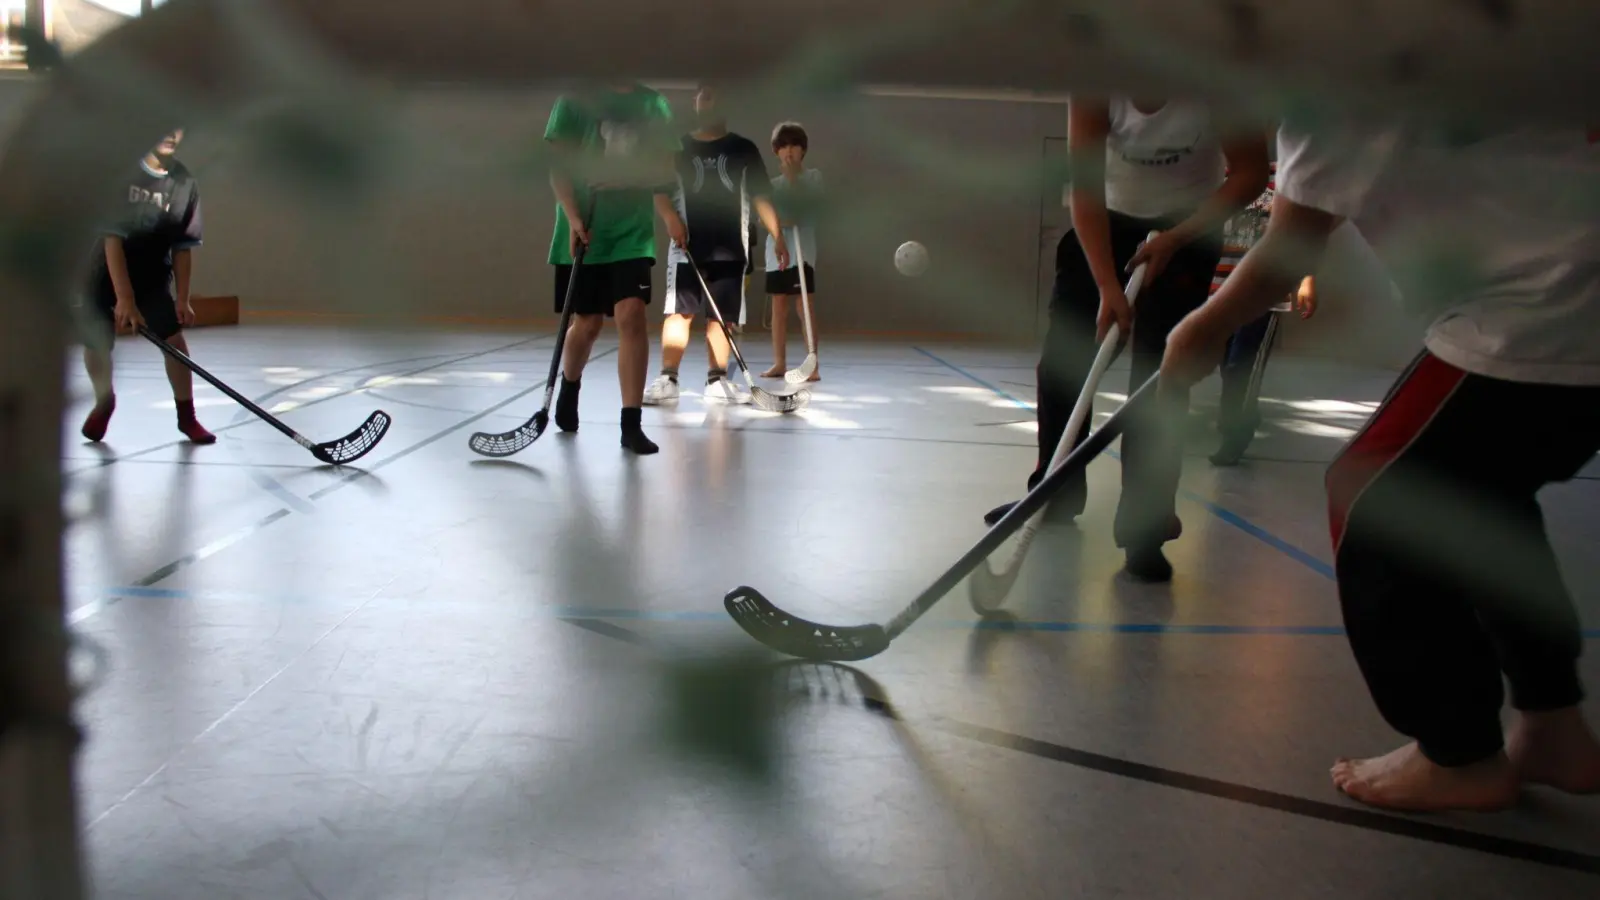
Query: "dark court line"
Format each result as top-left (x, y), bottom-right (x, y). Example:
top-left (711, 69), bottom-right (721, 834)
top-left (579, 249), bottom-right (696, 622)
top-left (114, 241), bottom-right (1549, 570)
top-left (61, 350), bottom-right (454, 476)
top-left (649, 418), bottom-right (1032, 451)
top-left (63, 335), bottom-right (548, 477)
top-left (303, 346), bottom-right (616, 502)
top-left (61, 456), bottom-right (316, 470)
top-left (911, 346), bottom-right (1341, 580)
top-left (933, 719), bottom-right (1600, 876)
top-left (557, 617), bottom-right (653, 647)
top-left (562, 617), bottom-right (1600, 877)
top-left (117, 348), bottom-right (612, 595)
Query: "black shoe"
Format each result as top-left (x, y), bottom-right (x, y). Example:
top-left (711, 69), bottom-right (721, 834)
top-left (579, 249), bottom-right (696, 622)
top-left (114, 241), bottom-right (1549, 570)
top-left (1209, 432), bottom-right (1253, 467)
top-left (555, 377), bottom-right (581, 433)
top-left (1123, 545), bottom-right (1173, 583)
top-left (983, 501), bottom-right (1018, 527)
top-left (983, 499), bottom-right (1080, 528)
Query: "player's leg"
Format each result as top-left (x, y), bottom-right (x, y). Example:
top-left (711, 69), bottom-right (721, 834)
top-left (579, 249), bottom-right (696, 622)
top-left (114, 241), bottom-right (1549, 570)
top-left (704, 263), bottom-right (749, 403)
top-left (762, 266), bottom-right (795, 377)
top-left (143, 293), bottom-right (216, 444)
top-left (1211, 311), bottom-right (1274, 465)
top-left (78, 294), bottom-right (118, 441)
top-left (1112, 233), bottom-right (1221, 581)
top-left (554, 262), bottom-right (609, 433)
top-left (611, 258), bottom-right (658, 454)
top-left (1326, 354), bottom-right (1600, 810)
top-left (982, 221), bottom-right (1147, 528)
top-left (646, 260), bottom-right (694, 405)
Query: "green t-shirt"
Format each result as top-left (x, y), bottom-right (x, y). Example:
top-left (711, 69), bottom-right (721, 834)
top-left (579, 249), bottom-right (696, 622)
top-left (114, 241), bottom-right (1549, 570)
top-left (544, 86), bottom-right (678, 266)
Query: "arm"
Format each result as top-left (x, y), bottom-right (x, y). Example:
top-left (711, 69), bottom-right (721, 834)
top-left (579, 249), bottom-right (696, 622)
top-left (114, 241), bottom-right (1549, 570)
top-left (752, 194), bottom-right (789, 270)
top-left (1066, 98), bottom-right (1132, 340)
top-left (173, 181), bottom-right (202, 320)
top-left (543, 98), bottom-right (591, 244)
top-left (1160, 120), bottom-right (1396, 388)
top-left (1157, 196), bottom-right (1340, 389)
top-left (174, 249), bottom-right (194, 308)
top-left (647, 97), bottom-right (687, 248)
top-left (1295, 274), bottom-right (1318, 319)
top-left (745, 142), bottom-right (789, 266)
top-left (548, 152), bottom-right (585, 229)
top-left (753, 195), bottom-right (783, 243)
top-left (1066, 99), bottom-right (1121, 298)
top-left (1194, 196), bottom-right (1341, 336)
top-left (1127, 126), bottom-right (1271, 280)
top-left (1167, 131), bottom-right (1270, 248)
top-left (104, 237), bottom-right (138, 317)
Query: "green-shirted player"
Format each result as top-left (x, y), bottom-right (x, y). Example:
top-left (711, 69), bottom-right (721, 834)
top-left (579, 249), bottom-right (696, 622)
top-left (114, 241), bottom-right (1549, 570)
top-left (545, 82), bottom-right (687, 455)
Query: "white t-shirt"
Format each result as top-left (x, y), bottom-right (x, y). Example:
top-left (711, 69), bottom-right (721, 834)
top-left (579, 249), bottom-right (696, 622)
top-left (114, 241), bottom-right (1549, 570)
top-left (765, 169), bottom-right (821, 271)
top-left (1102, 99), bottom-right (1226, 219)
top-left (1277, 121), bottom-right (1600, 386)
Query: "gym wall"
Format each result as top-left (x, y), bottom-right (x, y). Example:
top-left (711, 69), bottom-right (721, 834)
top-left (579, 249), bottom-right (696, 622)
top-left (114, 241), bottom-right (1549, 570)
top-left (0, 76), bottom-right (1420, 367)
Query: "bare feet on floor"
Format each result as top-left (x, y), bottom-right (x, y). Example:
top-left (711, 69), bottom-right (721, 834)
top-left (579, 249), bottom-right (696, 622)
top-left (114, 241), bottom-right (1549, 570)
top-left (1507, 707), bottom-right (1600, 794)
top-left (1330, 742), bottom-right (1520, 812)
top-left (760, 365), bottom-right (785, 378)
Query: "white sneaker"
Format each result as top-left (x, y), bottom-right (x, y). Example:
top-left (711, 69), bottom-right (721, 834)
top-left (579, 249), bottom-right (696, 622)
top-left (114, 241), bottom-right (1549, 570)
top-left (642, 374), bottom-right (680, 406)
top-left (704, 376), bottom-right (750, 405)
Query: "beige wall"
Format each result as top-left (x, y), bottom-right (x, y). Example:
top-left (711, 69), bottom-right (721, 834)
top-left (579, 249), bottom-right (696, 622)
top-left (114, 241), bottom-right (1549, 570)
top-left (0, 74), bottom-right (1421, 367)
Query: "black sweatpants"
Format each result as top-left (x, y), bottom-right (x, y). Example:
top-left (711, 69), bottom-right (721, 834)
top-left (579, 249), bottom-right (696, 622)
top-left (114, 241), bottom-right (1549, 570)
top-left (1033, 210), bottom-right (1222, 548)
top-left (1328, 351), bottom-right (1600, 766)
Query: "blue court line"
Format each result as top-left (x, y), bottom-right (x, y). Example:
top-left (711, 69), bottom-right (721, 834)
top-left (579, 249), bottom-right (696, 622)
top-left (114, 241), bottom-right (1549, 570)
top-left (84, 586), bottom-right (1600, 639)
top-left (911, 346), bottom-right (1339, 580)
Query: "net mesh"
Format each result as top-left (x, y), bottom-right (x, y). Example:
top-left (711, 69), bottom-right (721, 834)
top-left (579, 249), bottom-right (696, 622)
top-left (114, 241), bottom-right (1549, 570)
top-left (3, 0), bottom-right (1599, 894)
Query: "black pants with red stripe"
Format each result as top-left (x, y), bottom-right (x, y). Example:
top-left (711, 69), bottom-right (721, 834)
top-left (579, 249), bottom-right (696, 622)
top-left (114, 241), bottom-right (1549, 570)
top-left (1328, 351), bottom-right (1600, 766)
top-left (1034, 210), bottom-right (1221, 548)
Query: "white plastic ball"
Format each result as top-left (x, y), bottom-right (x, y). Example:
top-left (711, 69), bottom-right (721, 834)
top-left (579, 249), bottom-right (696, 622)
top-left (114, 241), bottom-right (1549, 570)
top-left (895, 241), bottom-right (929, 277)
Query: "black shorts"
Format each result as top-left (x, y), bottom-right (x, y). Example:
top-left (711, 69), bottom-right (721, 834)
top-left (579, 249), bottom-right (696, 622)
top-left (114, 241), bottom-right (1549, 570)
top-left (553, 257), bottom-right (654, 317)
top-left (77, 287), bottom-right (181, 349)
top-left (666, 260), bottom-right (746, 323)
top-left (765, 264), bottom-right (816, 296)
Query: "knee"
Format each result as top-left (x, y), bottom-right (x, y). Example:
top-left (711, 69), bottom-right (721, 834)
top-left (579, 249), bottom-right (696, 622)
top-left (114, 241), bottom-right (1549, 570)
top-left (613, 301), bottom-right (647, 338)
top-left (569, 315), bottom-right (604, 340)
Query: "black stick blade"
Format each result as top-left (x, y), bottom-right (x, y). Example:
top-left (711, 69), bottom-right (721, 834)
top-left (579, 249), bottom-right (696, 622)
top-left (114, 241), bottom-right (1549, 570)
top-left (468, 410), bottom-right (549, 457)
top-left (750, 386), bottom-right (811, 414)
top-left (312, 410), bottom-right (391, 464)
top-left (725, 586), bottom-right (890, 661)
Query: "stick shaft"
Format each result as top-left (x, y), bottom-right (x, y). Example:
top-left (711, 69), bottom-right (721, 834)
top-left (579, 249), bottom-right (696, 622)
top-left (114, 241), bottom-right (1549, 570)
top-left (542, 241), bottom-right (586, 411)
top-left (792, 227), bottom-right (815, 354)
top-left (542, 194), bottom-right (596, 410)
top-left (1243, 310), bottom-right (1281, 409)
top-left (885, 374), bottom-right (1158, 639)
top-left (137, 327), bottom-right (310, 446)
top-left (687, 256), bottom-right (758, 389)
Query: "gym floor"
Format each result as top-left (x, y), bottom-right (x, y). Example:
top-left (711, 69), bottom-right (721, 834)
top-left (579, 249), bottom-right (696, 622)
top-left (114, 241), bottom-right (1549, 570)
top-left (61, 324), bottom-right (1600, 899)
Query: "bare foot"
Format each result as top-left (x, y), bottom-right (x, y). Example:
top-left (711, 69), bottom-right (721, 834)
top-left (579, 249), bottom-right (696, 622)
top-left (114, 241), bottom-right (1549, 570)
top-left (760, 365), bottom-right (785, 378)
top-left (1330, 742), bottom-right (1520, 812)
top-left (805, 371), bottom-right (820, 383)
top-left (1507, 707), bottom-right (1600, 794)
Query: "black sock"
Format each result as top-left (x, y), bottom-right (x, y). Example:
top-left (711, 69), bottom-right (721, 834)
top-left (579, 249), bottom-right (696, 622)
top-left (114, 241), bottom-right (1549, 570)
top-left (555, 376), bottom-right (581, 432)
top-left (661, 367), bottom-right (679, 381)
top-left (620, 406), bottom-right (658, 455)
top-left (706, 368), bottom-right (727, 384)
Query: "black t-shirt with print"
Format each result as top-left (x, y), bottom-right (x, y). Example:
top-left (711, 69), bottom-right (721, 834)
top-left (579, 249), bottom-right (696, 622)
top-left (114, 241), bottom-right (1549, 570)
top-left (91, 159), bottom-right (204, 301)
top-left (673, 132), bottom-right (772, 266)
